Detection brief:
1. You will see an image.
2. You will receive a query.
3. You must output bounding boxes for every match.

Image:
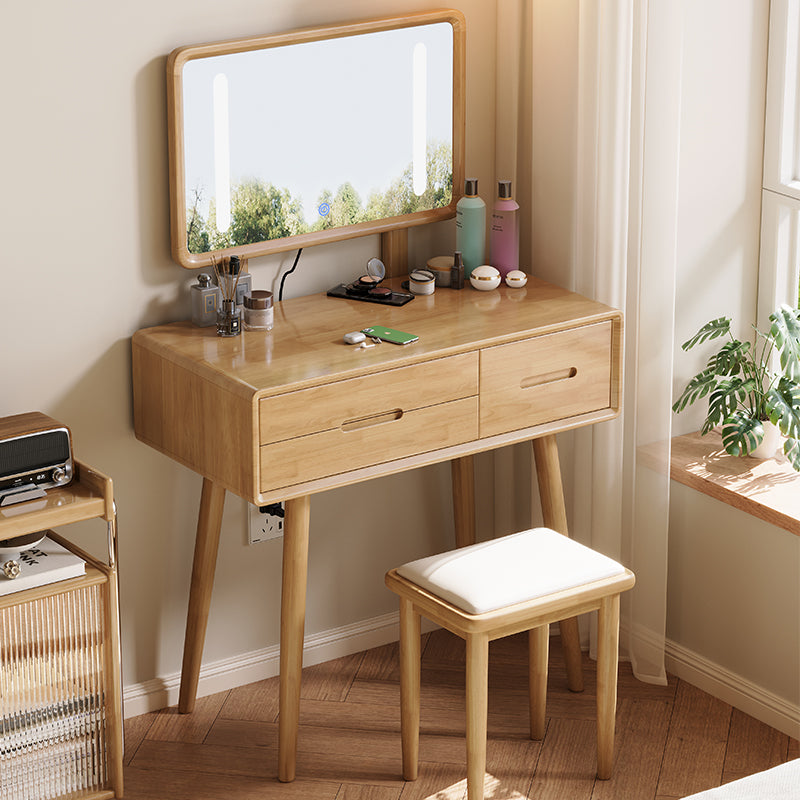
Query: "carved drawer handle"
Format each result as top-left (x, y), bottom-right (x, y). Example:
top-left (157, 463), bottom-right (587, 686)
top-left (341, 409), bottom-right (404, 432)
top-left (520, 367), bottom-right (578, 390)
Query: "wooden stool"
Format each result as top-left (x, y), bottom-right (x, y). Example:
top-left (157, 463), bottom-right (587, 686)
top-left (385, 527), bottom-right (636, 800)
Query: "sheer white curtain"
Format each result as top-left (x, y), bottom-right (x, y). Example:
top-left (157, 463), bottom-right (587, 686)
top-left (494, 0), bottom-right (683, 685)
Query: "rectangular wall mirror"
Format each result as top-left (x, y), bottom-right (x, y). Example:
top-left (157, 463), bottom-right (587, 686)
top-left (167, 10), bottom-right (465, 269)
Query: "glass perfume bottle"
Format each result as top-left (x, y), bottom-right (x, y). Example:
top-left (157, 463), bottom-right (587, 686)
top-left (191, 273), bottom-right (221, 327)
top-left (450, 250), bottom-right (465, 289)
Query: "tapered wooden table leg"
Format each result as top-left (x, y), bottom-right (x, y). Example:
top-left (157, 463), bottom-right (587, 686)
top-left (179, 478), bottom-right (226, 713)
top-left (532, 434), bottom-right (585, 692)
top-left (278, 495), bottom-right (311, 783)
top-left (451, 455), bottom-right (476, 548)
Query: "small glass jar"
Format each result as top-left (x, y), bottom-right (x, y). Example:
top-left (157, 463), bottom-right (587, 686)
top-left (216, 299), bottom-right (241, 337)
top-left (243, 290), bottom-right (274, 331)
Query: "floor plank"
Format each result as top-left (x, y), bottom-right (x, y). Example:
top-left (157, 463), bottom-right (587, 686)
top-left (655, 682), bottom-right (732, 798)
top-left (145, 690), bottom-right (228, 743)
top-left (122, 710), bottom-right (158, 765)
top-left (590, 698), bottom-right (672, 800)
top-left (337, 784), bottom-right (403, 800)
top-left (123, 765), bottom-right (340, 800)
top-left (526, 717), bottom-right (597, 800)
top-left (721, 707), bottom-right (790, 784)
top-left (301, 651), bottom-right (365, 702)
top-left (220, 675), bottom-right (280, 723)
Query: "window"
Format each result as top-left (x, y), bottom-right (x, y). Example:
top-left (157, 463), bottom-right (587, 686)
top-left (759, 0), bottom-right (800, 324)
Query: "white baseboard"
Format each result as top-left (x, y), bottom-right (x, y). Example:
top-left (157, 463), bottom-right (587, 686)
top-left (665, 638), bottom-right (800, 740)
top-left (123, 611), bottom-right (436, 719)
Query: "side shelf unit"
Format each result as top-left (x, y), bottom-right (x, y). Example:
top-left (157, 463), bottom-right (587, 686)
top-left (0, 460), bottom-right (123, 800)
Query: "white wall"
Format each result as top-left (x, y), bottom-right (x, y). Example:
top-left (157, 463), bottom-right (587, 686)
top-left (0, 0), bottom-right (499, 708)
top-left (667, 0), bottom-right (800, 726)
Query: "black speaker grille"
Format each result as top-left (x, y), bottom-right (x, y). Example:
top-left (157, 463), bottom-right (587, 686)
top-left (0, 430), bottom-right (71, 476)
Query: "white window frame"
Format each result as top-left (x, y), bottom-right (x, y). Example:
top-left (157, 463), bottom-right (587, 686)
top-left (759, 0), bottom-right (800, 328)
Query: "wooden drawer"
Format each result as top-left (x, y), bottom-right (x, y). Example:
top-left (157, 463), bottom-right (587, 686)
top-left (479, 322), bottom-right (612, 437)
top-left (258, 354), bottom-right (478, 489)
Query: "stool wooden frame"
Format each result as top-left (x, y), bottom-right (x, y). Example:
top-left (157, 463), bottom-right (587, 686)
top-left (385, 565), bottom-right (636, 800)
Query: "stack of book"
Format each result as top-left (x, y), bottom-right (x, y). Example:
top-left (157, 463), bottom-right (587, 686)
top-left (0, 536), bottom-right (86, 596)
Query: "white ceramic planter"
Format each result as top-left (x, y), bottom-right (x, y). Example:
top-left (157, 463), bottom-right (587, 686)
top-left (749, 420), bottom-right (783, 459)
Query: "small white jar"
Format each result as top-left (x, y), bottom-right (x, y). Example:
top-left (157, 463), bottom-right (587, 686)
top-left (505, 270), bottom-right (528, 288)
top-left (469, 265), bottom-right (501, 291)
top-left (243, 290), bottom-right (274, 331)
top-left (409, 269), bottom-right (436, 295)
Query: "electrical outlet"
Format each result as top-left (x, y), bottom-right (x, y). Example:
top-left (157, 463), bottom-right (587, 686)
top-left (248, 501), bottom-right (285, 544)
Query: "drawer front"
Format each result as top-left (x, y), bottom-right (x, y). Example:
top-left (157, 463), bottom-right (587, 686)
top-left (259, 353), bottom-right (478, 444)
top-left (479, 322), bottom-right (612, 437)
top-left (260, 397), bottom-right (478, 490)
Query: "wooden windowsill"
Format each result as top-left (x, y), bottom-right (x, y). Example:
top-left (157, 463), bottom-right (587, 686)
top-left (667, 430), bottom-right (800, 537)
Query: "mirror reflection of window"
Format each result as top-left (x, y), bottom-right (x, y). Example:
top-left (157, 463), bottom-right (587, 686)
top-left (181, 21), bottom-right (455, 255)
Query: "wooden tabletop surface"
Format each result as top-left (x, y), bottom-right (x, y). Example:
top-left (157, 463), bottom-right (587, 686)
top-left (132, 276), bottom-right (621, 400)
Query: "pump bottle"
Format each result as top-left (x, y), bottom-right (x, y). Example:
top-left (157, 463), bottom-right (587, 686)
top-left (456, 178), bottom-right (486, 278)
top-left (490, 179), bottom-right (520, 277)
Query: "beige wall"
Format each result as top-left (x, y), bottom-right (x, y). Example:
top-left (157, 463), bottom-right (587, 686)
top-left (0, 0), bottom-right (499, 704)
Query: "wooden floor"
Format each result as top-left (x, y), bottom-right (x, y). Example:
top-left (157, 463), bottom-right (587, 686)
top-left (123, 630), bottom-right (799, 800)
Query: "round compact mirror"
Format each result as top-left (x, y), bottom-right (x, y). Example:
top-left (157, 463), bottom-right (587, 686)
top-left (366, 257), bottom-right (386, 282)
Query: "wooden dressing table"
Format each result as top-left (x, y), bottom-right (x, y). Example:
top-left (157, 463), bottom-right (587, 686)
top-left (132, 275), bottom-right (622, 782)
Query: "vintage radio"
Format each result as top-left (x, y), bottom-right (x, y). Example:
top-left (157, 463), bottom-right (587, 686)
top-left (0, 412), bottom-right (73, 506)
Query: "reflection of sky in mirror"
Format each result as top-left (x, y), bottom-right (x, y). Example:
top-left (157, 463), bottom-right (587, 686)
top-left (182, 22), bottom-right (453, 224)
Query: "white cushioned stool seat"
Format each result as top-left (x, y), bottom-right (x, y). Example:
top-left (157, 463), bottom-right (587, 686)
top-left (395, 527), bottom-right (628, 614)
top-left (385, 526), bottom-right (635, 800)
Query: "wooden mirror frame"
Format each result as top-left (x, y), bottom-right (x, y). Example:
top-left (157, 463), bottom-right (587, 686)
top-left (167, 10), bottom-right (466, 269)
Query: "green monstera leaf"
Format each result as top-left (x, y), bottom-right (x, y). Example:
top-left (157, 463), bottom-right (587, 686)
top-left (680, 316), bottom-right (731, 351)
top-left (784, 437), bottom-right (800, 471)
top-left (702, 377), bottom-right (758, 434)
top-left (721, 412), bottom-right (764, 456)
top-left (769, 305), bottom-right (800, 382)
top-left (672, 368), bottom-right (718, 414)
top-left (766, 377), bottom-right (800, 439)
top-left (706, 339), bottom-right (750, 376)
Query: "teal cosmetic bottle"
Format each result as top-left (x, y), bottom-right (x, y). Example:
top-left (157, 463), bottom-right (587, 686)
top-left (456, 178), bottom-right (486, 279)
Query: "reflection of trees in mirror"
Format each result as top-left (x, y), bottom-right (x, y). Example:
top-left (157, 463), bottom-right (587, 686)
top-left (186, 141), bottom-right (453, 254)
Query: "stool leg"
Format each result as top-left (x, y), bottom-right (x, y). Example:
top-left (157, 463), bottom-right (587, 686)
top-left (532, 435), bottom-right (584, 693)
top-left (596, 593), bottom-right (620, 779)
top-left (528, 625), bottom-right (549, 740)
top-left (399, 597), bottom-right (421, 781)
top-left (465, 633), bottom-right (489, 800)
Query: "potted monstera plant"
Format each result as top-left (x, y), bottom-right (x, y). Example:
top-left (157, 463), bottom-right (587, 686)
top-left (672, 304), bottom-right (800, 471)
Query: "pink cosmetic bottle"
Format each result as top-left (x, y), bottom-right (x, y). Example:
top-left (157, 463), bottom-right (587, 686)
top-left (490, 180), bottom-right (519, 277)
